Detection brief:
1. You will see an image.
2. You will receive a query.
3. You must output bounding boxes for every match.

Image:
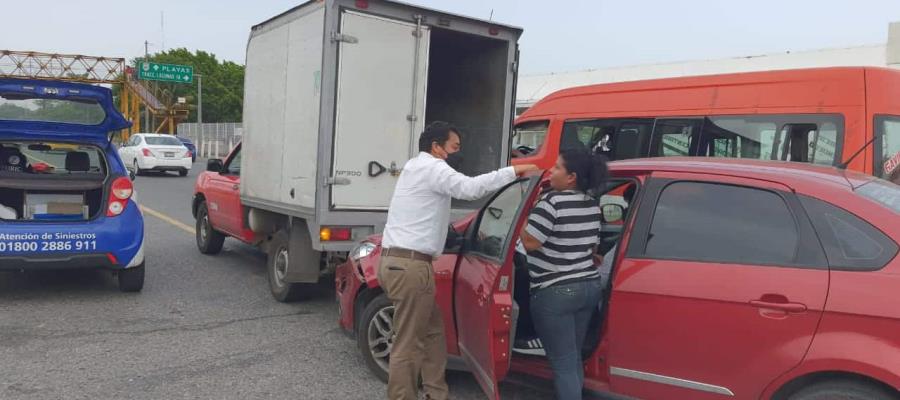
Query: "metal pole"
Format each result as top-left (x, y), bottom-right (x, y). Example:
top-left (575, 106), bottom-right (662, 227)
top-left (215, 123), bottom-right (221, 157)
top-left (143, 41), bottom-right (150, 133)
top-left (197, 74), bottom-right (202, 126)
top-left (197, 74), bottom-right (203, 159)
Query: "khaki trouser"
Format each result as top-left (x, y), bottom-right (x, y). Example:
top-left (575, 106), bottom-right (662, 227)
top-left (377, 255), bottom-right (448, 400)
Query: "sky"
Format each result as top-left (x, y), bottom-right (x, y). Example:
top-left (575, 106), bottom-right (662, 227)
top-left (3, 0), bottom-right (900, 75)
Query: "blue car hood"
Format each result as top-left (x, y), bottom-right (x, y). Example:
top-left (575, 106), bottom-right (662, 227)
top-left (0, 78), bottom-right (131, 141)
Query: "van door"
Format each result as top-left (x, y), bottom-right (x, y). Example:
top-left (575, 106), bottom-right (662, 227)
top-left (330, 11), bottom-right (429, 210)
top-left (455, 177), bottom-right (541, 399)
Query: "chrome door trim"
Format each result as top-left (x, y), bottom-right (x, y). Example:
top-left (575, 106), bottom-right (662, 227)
top-left (610, 367), bottom-right (735, 396)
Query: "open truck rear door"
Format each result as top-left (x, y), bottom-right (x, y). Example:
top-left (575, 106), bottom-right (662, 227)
top-left (330, 10), bottom-right (429, 210)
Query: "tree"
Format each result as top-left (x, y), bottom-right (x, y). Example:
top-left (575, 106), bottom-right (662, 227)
top-left (129, 49), bottom-right (244, 123)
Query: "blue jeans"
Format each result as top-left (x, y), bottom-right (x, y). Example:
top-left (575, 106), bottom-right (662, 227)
top-left (530, 279), bottom-right (604, 400)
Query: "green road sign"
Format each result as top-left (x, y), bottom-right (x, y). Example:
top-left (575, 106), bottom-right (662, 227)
top-left (137, 61), bottom-right (193, 83)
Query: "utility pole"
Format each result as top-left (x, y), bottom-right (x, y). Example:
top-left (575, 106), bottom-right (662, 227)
top-left (196, 74), bottom-right (203, 157)
top-left (144, 41), bottom-right (150, 132)
top-left (197, 74), bottom-right (202, 125)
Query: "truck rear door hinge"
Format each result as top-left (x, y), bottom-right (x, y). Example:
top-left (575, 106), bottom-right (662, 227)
top-left (331, 32), bottom-right (358, 44)
top-left (326, 177), bottom-right (351, 186)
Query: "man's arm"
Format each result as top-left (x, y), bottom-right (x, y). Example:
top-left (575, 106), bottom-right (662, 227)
top-left (431, 161), bottom-right (539, 201)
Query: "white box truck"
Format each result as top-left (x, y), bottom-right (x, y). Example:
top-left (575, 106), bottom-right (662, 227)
top-left (239, 0), bottom-right (522, 300)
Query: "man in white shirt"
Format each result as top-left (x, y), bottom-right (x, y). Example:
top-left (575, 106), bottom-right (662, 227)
top-left (378, 121), bottom-right (538, 400)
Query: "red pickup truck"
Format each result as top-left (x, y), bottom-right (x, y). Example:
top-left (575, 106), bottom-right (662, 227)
top-left (195, 143), bottom-right (323, 302)
top-left (192, 143), bottom-right (259, 253)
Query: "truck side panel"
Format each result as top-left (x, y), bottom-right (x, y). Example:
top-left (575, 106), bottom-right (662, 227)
top-left (243, 20), bottom-right (289, 204)
top-left (243, 4), bottom-right (325, 210)
top-left (282, 7), bottom-right (325, 208)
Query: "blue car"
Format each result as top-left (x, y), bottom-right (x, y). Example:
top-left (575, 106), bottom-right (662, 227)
top-left (0, 79), bottom-right (145, 292)
top-left (176, 135), bottom-right (196, 163)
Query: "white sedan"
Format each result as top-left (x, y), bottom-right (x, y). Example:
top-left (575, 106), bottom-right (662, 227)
top-left (119, 133), bottom-right (193, 177)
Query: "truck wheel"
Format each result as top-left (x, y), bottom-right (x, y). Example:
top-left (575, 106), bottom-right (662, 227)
top-left (196, 202), bottom-right (226, 254)
top-left (267, 231), bottom-right (304, 302)
top-left (179, 169), bottom-right (188, 177)
top-left (357, 293), bottom-right (393, 383)
top-left (118, 262), bottom-right (145, 292)
top-left (788, 379), bottom-right (896, 400)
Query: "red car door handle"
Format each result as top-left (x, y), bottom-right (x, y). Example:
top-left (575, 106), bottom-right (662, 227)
top-left (750, 300), bottom-right (807, 313)
top-left (232, 184), bottom-right (239, 190)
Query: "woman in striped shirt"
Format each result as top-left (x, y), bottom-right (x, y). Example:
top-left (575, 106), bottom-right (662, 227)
top-left (520, 148), bottom-right (608, 400)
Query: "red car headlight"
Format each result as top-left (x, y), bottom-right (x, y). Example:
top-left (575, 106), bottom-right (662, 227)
top-left (350, 241), bottom-right (377, 261)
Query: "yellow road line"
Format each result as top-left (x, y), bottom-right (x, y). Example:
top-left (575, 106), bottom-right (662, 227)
top-left (140, 205), bottom-right (195, 235)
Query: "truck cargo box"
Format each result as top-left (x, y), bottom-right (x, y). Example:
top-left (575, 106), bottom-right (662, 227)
top-left (242, 0), bottom-right (522, 251)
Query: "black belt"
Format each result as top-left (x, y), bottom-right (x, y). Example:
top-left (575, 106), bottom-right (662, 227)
top-left (383, 247), bottom-right (433, 262)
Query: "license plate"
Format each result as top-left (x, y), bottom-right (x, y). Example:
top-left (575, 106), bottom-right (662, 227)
top-left (164, 152), bottom-right (175, 158)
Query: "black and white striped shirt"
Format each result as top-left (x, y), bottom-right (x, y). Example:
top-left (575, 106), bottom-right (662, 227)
top-left (525, 190), bottom-right (602, 290)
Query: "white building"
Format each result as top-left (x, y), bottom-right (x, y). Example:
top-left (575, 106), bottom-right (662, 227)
top-left (516, 22), bottom-right (900, 112)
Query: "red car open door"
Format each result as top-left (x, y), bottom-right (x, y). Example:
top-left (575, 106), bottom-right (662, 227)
top-left (454, 176), bottom-right (542, 399)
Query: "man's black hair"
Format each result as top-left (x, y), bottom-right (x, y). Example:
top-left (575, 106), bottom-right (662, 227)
top-left (418, 121), bottom-right (461, 153)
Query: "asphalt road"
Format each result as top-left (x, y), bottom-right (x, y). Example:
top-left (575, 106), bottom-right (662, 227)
top-left (0, 162), bottom-right (560, 400)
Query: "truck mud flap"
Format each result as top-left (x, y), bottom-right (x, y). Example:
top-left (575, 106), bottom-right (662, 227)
top-left (284, 218), bottom-right (321, 283)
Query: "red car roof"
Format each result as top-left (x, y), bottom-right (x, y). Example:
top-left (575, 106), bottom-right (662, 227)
top-left (608, 157), bottom-right (873, 191)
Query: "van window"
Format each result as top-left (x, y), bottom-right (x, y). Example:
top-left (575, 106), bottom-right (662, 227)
top-left (703, 118), bottom-right (777, 159)
top-left (875, 116), bottom-right (900, 184)
top-left (700, 115), bottom-right (841, 166)
top-left (559, 118), bottom-right (653, 160)
top-left (512, 120), bottom-right (549, 157)
top-left (650, 119), bottom-right (701, 157)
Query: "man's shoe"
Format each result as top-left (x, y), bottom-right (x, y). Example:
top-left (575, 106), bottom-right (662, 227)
top-left (513, 337), bottom-right (546, 356)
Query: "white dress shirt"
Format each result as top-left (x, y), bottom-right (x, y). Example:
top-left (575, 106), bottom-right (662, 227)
top-left (382, 152), bottom-right (517, 258)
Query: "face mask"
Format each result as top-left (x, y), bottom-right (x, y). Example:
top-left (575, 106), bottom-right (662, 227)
top-left (445, 151), bottom-right (463, 171)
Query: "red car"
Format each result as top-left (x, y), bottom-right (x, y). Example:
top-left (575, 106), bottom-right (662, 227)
top-left (335, 158), bottom-right (900, 400)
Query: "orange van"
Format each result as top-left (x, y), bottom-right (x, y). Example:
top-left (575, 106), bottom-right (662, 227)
top-left (511, 67), bottom-right (900, 184)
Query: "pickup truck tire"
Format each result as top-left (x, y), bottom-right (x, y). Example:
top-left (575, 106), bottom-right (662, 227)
top-left (788, 379), bottom-right (896, 400)
top-left (118, 262), bottom-right (145, 292)
top-left (357, 293), bottom-right (392, 383)
top-left (178, 169), bottom-right (188, 177)
top-left (196, 202), bottom-right (226, 255)
top-left (267, 231), bottom-right (304, 302)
